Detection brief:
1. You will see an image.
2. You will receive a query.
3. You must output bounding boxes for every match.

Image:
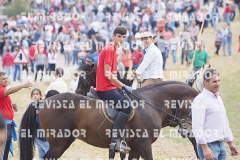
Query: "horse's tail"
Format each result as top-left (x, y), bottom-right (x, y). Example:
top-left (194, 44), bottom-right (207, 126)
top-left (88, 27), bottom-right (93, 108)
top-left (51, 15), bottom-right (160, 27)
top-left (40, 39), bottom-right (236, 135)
top-left (19, 103), bottom-right (37, 160)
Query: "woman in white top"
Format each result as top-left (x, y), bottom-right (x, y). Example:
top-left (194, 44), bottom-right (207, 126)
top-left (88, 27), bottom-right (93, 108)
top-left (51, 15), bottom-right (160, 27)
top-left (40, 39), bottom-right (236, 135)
top-left (47, 43), bottom-right (57, 75)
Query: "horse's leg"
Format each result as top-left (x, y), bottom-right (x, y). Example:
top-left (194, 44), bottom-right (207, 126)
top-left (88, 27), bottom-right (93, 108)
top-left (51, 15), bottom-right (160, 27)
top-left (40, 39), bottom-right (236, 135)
top-left (136, 140), bottom-right (153, 160)
top-left (60, 136), bottom-right (76, 155)
top-left (43, 137), bottom-right (72, 159)
top-left (128, 150), bottom-right (141, 160)
top-left (188, 136), bottom-right (199, 159)
top-left (120, 152), bottom-right (126, 160)
top-left (43, 145), bottom-right (62, 160)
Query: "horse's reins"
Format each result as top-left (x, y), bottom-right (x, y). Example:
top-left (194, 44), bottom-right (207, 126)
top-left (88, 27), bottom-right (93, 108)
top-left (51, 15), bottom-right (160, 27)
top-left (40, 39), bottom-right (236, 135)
top-left (126, 91), bottom-right (192, 125)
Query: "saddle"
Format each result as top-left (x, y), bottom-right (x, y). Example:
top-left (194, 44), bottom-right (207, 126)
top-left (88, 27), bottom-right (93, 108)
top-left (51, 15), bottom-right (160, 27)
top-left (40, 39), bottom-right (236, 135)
top-left (87, 86), bottom-right (135, 123)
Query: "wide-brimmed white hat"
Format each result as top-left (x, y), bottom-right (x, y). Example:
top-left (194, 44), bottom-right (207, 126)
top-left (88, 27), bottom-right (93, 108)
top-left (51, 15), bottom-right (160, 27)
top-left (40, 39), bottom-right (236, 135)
top-left (140, 31), bottom-right (153, 38)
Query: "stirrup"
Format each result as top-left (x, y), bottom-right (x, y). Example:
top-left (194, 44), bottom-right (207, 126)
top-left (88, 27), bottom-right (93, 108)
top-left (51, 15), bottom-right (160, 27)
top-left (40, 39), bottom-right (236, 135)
top-left (109, 140), bottom-right (131, 153)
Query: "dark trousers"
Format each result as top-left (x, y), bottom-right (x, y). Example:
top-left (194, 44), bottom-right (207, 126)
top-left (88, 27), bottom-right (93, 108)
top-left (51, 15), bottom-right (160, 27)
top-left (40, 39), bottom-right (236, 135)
top-left (22, 64), bottom-right (29, 76)
top-left (35, 65), bottom-right (44, 81)
top-left (3, 124), bottom-right (12, 160)
top-left (198, 22), bottom-right (204, 33)
top-left (30, 59), bottom-right (34, 73)
top-left (72, 50), bottom-right (79, 65)
top-left (97, 89), bottom-right (132, 114)
top-left (162, 52), bottom-right (166, 70)
top-left (231, 10), bottom-right (235, 21)
top-left (181, 49), bottom-right (189, 64)
top-left (60, 42), bottom-right (64, 54)
top-left (215, 45), bottom-right (221, 55)
top-left (48, 63), bottom-right (56, 75)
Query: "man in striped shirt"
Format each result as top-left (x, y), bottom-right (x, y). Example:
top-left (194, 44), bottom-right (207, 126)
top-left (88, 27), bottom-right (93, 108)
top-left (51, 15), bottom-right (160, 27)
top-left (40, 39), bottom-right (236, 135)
top-left (133, 31), bottom-right (164, 87)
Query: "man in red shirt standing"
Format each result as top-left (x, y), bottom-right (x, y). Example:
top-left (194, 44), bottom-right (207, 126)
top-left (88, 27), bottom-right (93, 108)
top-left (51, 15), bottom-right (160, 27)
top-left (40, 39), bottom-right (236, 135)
top-left (28, 44), bottom-right (36, 74)
top-left (225, 3), bottom-right (232, 26)
top-left (2, 49), bottom-right (13, 81)
top-left (96, 26), bottom-right (131, 155)
top-left (131, 45), bottom-right (144, 70)
top-left (0, 72), bottom-right (32, 159)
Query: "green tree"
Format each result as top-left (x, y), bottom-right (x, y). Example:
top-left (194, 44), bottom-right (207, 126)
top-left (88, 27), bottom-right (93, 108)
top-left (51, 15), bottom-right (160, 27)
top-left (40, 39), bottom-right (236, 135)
top-left (3, 0), bottom-right (32, 17)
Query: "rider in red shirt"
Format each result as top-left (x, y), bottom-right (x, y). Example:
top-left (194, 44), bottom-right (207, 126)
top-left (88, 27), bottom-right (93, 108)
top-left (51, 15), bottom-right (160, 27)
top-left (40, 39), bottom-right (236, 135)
top-left (0, 72), bottom-right (32, 159)
top-left (96, 26), bottom-right (132, 154)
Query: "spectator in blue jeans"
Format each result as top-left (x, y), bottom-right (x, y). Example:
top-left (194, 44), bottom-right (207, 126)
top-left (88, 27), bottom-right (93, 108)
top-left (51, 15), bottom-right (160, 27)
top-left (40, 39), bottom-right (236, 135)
top-left (13, 64), bottom-right (22, 83)
top-left (169, 33), bottom-right (179, 65)
top-left (221, 25), bottom-right (228, 56)
top-left (227, 26), bottom-right (232, 56)
top-left (157, 35), bottom-right (167, 70)
top-left (192, 69), bottom-right (239, 160)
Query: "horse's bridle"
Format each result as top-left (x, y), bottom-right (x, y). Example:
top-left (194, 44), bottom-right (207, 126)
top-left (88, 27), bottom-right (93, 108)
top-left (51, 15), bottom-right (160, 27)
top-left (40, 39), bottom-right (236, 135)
top-left (127, 91), bottom-right (192, 127)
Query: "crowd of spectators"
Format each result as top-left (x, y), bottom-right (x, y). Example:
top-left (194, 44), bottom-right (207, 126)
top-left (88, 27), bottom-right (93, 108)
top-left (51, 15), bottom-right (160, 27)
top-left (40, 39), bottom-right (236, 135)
top-left (0, 0), bottom-right (238, 82)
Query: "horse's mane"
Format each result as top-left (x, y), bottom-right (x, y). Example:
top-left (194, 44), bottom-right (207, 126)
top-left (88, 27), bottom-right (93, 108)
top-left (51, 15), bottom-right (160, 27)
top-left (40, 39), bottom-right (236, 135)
top-left (75, 61), bottom-right (133, 95)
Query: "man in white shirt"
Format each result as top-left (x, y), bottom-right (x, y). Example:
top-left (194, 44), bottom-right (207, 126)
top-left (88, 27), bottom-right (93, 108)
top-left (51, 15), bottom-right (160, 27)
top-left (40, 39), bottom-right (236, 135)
top-left (133, 31), bottom-right (164, 87)
top-left (192, 69), bottom-right (239, 160)
top-left (45, 68), bottom-right (67, 95)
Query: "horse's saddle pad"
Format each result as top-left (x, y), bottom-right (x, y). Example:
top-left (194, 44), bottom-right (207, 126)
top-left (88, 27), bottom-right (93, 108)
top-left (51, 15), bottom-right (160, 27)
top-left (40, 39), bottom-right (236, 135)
top-left (87, 86), bottom-right (135, 123)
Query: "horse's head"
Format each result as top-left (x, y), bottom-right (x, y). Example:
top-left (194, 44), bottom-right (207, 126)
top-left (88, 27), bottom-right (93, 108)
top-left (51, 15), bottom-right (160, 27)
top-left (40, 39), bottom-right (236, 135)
top-left (200, 64), bottom-right (211, 73)
top-left (191, 64), bottom-right (211, 93)
top-left (75, 61), bottom-right (97, 96)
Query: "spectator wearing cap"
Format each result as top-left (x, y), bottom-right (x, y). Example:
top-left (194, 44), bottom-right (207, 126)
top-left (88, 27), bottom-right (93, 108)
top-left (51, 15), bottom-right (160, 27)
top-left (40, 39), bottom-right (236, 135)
top-left (44, 67), bottom-right (67, 95)
top-left (133, 31), bottom-right (164, 87)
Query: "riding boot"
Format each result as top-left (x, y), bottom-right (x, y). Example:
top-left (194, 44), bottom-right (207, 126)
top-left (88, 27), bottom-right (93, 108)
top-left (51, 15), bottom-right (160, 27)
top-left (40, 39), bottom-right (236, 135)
top-left (109, 111), bottom-right (131, 152)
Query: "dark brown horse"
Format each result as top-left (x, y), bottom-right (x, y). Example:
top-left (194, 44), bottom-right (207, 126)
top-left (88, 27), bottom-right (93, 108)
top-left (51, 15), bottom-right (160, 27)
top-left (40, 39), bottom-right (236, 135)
top-left (19, 63), bottom-right (199, 160)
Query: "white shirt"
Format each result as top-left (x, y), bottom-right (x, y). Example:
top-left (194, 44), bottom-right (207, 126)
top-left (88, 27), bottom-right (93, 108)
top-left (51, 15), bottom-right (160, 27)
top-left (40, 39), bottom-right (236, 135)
top-left (45, 24), bottom-right (53, 33)
top-left (221, 28), bottom-right (229, 41)
top-left (36, 39), bottom-right (45, 48)
top-left (136, 43), bottom-right (163, 79)
top-left (69, 79), bottom-right (78, 93)
top-left (48, 52), bottom-right (57, 64)
top-left (169, 37), bottom-right (179, 50)
top-left (45, 78), bottom-right (67, 94)
top-left (192, 88), bottom-right (233, 144)
top-left (45, 31), bottom-right (52, 42)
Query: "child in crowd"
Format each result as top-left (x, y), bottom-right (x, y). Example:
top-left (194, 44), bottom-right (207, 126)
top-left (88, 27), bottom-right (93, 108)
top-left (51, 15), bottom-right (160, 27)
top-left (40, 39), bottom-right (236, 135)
top-left (69, 72), bottom-right (79, 93)
top-left (29, 88), bottom-right (59, 158)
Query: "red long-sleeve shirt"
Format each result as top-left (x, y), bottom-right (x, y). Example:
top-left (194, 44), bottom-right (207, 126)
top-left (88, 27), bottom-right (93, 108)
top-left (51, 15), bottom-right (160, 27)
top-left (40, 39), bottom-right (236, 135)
top-left (225, 6), bottom-right (231, 13)
top-left (3, 52), bottom-right (14, 67)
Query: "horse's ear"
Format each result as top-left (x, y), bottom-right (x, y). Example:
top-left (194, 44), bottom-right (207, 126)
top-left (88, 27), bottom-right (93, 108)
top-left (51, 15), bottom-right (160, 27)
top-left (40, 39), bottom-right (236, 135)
top-left (91, 63), bottom-right (95, 69)
top-left (82, 60), bottom-right (86, 65)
